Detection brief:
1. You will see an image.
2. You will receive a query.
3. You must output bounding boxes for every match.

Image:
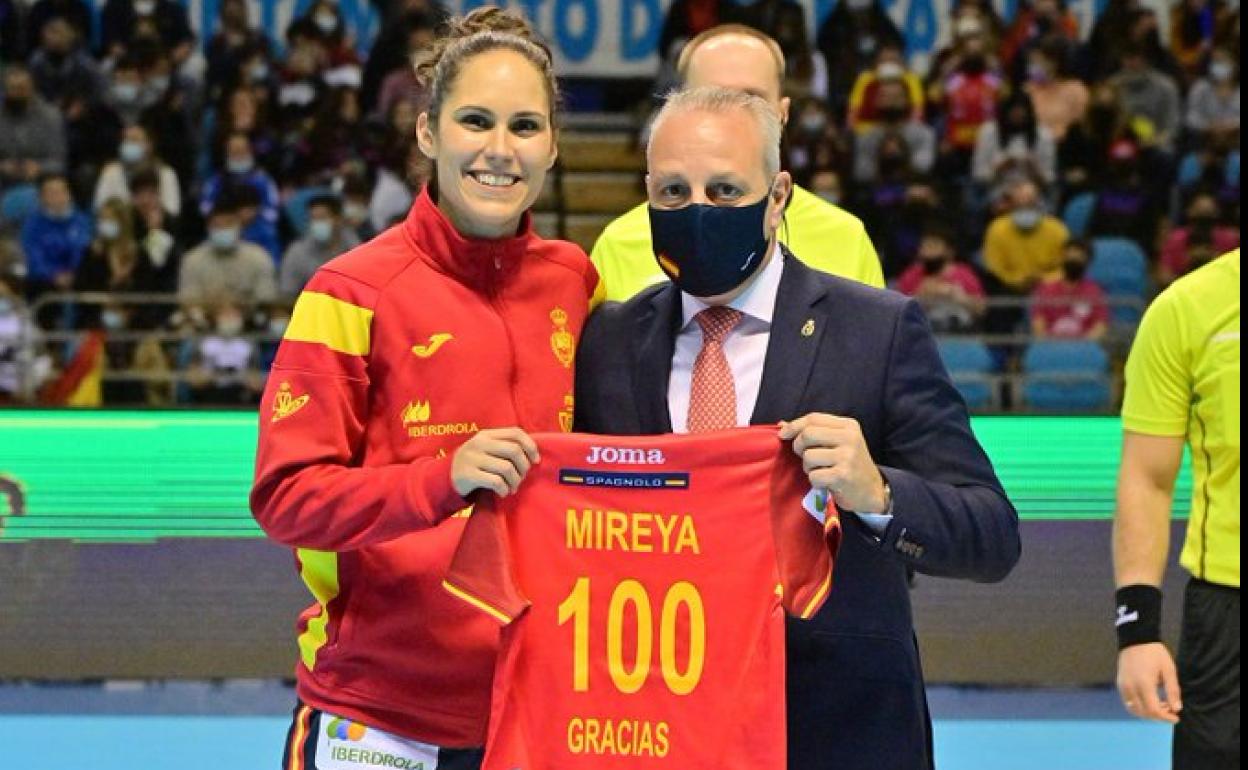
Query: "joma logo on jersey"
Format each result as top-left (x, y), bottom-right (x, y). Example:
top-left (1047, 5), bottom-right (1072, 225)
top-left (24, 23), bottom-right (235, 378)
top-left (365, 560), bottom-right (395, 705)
top-left (586, 446), bottom-right (667, 465)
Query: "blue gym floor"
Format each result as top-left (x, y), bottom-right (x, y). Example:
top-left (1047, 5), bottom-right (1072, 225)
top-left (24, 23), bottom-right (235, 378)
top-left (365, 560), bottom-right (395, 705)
top-left (0, 682), bottom-right (1171, 770)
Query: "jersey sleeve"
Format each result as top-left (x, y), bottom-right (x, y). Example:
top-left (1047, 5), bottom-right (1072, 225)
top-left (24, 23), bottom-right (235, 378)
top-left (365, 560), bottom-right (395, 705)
top-left (1122, 291), bottom-right (1191, 437)
top-left (249, 268), bottom-right (467, 551)
top-left (770, 445), bottom-right (842, 620)
top-left (443, 494), bottom-right (530, 625)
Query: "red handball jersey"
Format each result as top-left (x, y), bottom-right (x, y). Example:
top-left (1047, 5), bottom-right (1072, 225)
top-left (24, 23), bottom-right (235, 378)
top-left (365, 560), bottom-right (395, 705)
top-left (444, 428), bottom-right (842, 770)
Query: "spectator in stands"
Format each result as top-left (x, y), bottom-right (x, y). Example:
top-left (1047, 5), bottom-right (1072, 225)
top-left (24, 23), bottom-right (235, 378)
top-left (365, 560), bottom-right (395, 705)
top-left (101, 0), bottom-right (194, 69)
top-left (369, 142), bottom-right (417, 234)
top-left (279, 195), bottom-right (360, 296)
top-left (1110, 43), bottom-right (1182, 155)
top-left (28, 16), bottom-right (105, 108)
top-left (897, 224), bottom-right (987, 333)
top-left (21, 172), bottom-right (91, 300)
top-left (1024, 39), bottom-right (1087, 144)
top-left (0, 275), bottom-right (34, 403)
top-left (808, 168), bottom-right (844, 207)
top-left (75, 198), bottom-right (164, 330)
top-left (1057, 82), bottom-right (1125, 202)
top-left (136, 42), bottom-right (199, 189)
top-left (1125, 9), bottom-right (1185, 87)
top-left (1030, 239), bottom-right (1109, 341)
top-left (785, 97), bottom-right (851, 188)
top-left (927, 11), bottom-right (998, 104)
top-left (212, 86), bottom-right (279, 176)
top-left (291, 0), bottom-right (361, 89)
top-left (104, 55), bottom-right (150, 126)
top-left (984, 178), bottom-right (1068, 294)
top-left (1159, 193), bottom-right (1240, 285)
top-left (853, 79), bottom-right (936, 184)
top-left (128, 169), bottom-right (182, 292)
top-left (860, 133), bottom-right (942, 278)
top-left (658, 0), bottom-right (732, 62)
top-left (848, 44), bottom-right (925, 136)
top-left (275, 27), bottom-right (329, 132)
top-left (1000, 0), bottom-right (1080, 77)
top-left (186, 300), bottom-right (261, 405)
top-left (934, 25), bottom-right (1006, 177)
top-left (815, 0), bottom-right (903, 114)
top-left (762, 0), bottom-right (826, 101)
top-left (23, 0), bottom-right (91, 55)
top-left (340, 171), bottom-right (377, 241)
top-left (1185, 47), bottom-right (1240, 143)
top-left (952, 0), bottom-right (1006, 40)
top-left (93, 123), bottom-right (182, 216)
top-left (1087, 0), bottom-right (1142, 81)
top-left (0, 64), bottom-right (67, 186)
top-left (1169, 0), bottom-right (1228, 85)
top-left (374, 23), bottom-right (435, 120)
top-left (296, 86), bottom-right (365, 187)
top-left (361, 6), bottom-right (441, 114)
top-left (178, 199), bottom-right (276, 308)
top-left (973, 91), bottom-right (1057, 195)
top-left (230, 182), bottom-right (280, 263)
top-left (1087, 138), bottom-right (1165, 255)
top-left (200, 133), bottom-right (280, 235)
top-left (205, 0), bottom-right (273, 103)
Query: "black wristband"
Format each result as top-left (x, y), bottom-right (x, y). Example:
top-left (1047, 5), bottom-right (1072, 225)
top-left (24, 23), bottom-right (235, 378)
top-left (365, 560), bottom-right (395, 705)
top-left (1115, 584), bottom-right (1163, 650)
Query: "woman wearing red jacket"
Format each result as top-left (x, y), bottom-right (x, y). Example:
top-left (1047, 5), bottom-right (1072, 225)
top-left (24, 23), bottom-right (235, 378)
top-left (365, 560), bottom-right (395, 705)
top-left (250, 10), bottom-right (601, 769)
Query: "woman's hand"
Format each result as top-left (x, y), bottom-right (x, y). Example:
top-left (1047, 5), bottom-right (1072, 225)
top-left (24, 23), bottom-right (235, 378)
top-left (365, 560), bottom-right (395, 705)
top-left (451, 428), bottom-right (541, 498)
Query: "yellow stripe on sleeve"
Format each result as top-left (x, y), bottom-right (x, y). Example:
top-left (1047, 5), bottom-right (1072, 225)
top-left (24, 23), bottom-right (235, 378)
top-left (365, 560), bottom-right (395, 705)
top-left (296, 548), bottom-right (341, 672)
top-left (285, 291), bottom-right (374, 356)
top-left (443, 580), bottom-right (514, 625)
top-left (799, 573), bottom-right (833, 620)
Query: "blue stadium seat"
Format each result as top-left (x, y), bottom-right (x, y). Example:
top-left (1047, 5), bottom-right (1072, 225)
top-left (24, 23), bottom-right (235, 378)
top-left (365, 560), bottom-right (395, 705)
top-left (1022, 340), bottom-right (1112, 411)
top-left (1062, 192), bottom-right (1097, 238)
top-left (283, 186), bottom-right (335, 237)
top-left (1089, 238), bottom-right (1149, 324)
top-left (0, 185), bottom-right (39, 228)
top-left (938, 339), bottom-right (997, 410)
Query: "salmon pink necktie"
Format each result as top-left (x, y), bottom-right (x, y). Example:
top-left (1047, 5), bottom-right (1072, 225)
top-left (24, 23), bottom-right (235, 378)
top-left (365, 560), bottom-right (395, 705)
top-left (687, 307), bottom-right (744, 433)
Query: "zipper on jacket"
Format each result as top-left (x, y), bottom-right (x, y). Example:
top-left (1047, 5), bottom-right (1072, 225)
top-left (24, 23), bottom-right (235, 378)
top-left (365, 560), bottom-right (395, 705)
top-left (487, 245), bottom-right (523, 423)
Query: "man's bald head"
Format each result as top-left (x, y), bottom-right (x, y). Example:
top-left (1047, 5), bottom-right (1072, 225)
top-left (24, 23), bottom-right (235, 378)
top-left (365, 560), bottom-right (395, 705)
top-left (676, 25), bottom-right (790, 122)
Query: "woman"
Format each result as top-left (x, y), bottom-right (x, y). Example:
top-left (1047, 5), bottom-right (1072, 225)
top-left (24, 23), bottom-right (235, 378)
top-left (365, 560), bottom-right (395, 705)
top-left (972, 92), bottom-right (1057, 191)
top-left (93, 123), bottom-right (182, 217)
top-left (250, 9), bottom-right (601, 770)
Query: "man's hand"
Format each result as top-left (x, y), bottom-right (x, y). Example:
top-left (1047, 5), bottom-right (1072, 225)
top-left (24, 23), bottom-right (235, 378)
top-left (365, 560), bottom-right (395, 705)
top-left (451, 428), bottom-right (540, 498)
top-left (1117, 643), bottom-right (1182, 724)
top-left (779, 413), bottom-right (889, 514)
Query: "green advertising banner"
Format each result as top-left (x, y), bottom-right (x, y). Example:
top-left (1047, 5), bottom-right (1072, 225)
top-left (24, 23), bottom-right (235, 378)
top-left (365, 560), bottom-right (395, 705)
top-left (0, 412), bottom-right (1193, 543)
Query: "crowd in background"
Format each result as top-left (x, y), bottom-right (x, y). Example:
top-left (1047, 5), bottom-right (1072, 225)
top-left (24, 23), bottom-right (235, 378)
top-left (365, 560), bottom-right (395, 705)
top-left (0, 0), bottom-right (1241, 407)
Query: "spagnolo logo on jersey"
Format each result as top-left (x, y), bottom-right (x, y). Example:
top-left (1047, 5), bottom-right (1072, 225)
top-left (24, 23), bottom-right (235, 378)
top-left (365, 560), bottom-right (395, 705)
top-left (585, 446), bottom-right (667, 465)
top-left (563, 446), bottom-right (688, 491)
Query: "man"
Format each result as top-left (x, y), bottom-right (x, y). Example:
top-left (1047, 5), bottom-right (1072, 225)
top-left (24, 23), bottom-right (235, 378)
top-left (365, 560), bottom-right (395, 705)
top-left (27, 15), bottom-right (105, 108)
top-left (591, 25), bottom-right (882, 302)
top-left (177, 199), bottom-right (276, 308)
top-left (1113, 249), bottom-right (1240, 770)
top-left (1109, 42), bottom-right (1182, 153)
top-left (0, 64), bottom-right (67, 187)
top-left (983, 178), bottom-right (1068, 294)
top-left (575, 86), bottom-right (1020, 770)
top-left (20, 172), bottom-right (91, 301)
top-left (279, 194), bottom-right (360, 296)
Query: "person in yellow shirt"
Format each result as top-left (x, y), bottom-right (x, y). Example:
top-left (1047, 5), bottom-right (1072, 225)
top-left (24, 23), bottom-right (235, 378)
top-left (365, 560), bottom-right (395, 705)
top-left (982, 179), bottom-right (1069, 293)
top-left (591, 24), bottom-right (883, 302)
top-left (1114, 249), bottom-right (1240, 770)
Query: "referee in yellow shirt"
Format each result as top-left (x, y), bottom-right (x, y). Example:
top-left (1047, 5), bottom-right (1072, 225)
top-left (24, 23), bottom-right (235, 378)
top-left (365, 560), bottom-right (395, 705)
top-left (1114, 249), bottom-right (1240, 769)
top-left (590, 24), bottom-right (883, 301)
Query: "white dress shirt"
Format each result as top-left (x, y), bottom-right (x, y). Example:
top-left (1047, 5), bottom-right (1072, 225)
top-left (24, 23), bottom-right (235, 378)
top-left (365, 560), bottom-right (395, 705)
top-left (667, 246), bottom-right (893, 532)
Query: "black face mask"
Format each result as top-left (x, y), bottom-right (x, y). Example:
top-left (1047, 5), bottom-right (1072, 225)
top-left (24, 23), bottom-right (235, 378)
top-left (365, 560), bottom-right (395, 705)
top-left (920, 258), bottom-right (947, 276)
top-left (1062, 260), bottom-right (1087, 282)
top-left (649, 195), bottom-right (773, 298)
top-left (878, 105), bottom-right (908, 123)
top-left (963, 55), bottom-right (987, 75)
top-left (3, 96), bottom-right (29, 115)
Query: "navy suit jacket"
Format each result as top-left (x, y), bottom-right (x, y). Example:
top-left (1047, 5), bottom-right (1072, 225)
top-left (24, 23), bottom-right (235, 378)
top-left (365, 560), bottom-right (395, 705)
top-left (574, 253), bottom-right (1021, 770)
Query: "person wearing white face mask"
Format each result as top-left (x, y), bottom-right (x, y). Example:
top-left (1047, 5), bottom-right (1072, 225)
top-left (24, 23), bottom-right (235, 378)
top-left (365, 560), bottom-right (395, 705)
top-left (93, 123), bottom-right (182, 216)
top-left (1185, 47), bottom-right (1241, 142)
top-left (178, 199), bottom-right (276, 308)
top-left (983, 178), bottom-right (1069, 295)
top-left (278, 195), bottom-right (361, 297)
top-left (187, 301), bottom-right (262, 405)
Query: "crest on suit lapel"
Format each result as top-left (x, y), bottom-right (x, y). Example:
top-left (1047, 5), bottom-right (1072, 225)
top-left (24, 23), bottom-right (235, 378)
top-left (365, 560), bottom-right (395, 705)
top-left (801, 318), bottom-right (816, 338)
top-left (550, 307), bottom-right (575, 368)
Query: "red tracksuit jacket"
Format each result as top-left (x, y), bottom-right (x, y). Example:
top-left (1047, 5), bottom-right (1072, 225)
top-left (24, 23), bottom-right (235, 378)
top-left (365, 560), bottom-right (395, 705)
top-left (250, 187), bottom-right (602, 747)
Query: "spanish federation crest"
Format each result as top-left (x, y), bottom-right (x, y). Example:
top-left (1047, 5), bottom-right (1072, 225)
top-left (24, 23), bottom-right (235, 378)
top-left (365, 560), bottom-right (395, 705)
top-left (271, 382), bottom-right (310, 423)
top-left (550, 307), bottom-right (575, 368)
